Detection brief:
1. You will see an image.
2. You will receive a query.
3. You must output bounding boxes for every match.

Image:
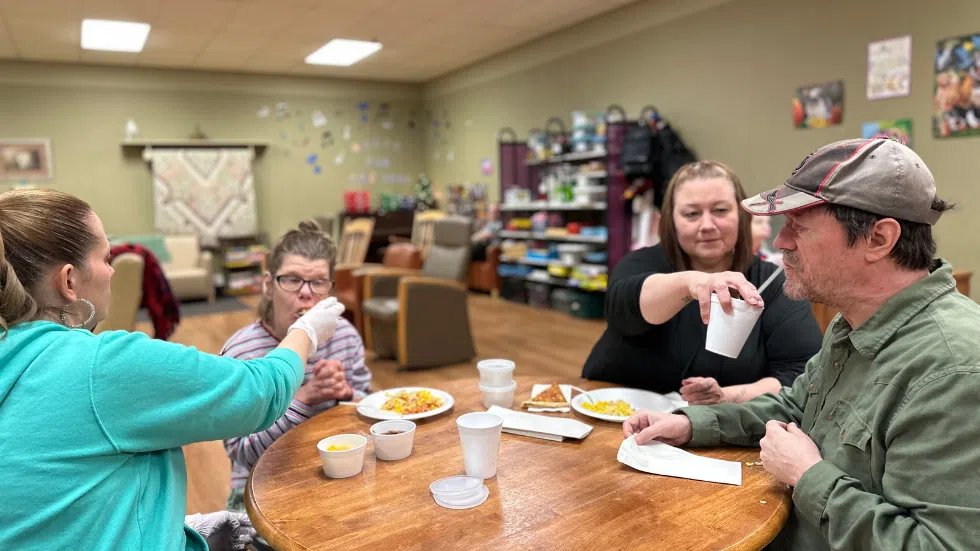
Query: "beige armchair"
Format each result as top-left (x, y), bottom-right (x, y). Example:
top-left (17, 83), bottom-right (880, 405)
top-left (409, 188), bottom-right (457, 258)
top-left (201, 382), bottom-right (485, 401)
top-left (163, 235), bottom-right (215, 303)
top-left (362, 217), bottom-right (475, 369)
top-left (95, 253), bottom-right (145, 334)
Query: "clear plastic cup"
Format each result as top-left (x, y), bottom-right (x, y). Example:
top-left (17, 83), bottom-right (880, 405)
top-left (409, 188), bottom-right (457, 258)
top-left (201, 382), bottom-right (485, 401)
top-left (477, 359), bottom-right (516, 387)
top-left (705, 294), bottom-right (763, 358)
top-left (456, 412), bottom-right (504, 479)
top-left (478, 380), bottom-right (517, 408)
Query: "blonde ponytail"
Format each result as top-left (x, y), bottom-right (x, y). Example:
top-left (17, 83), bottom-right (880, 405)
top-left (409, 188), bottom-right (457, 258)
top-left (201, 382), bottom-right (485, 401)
top-left (0, 235), bottom-right (38, 337)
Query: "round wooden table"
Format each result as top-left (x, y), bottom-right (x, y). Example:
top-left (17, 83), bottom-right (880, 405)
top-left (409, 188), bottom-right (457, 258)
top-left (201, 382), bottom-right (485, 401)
top-left (246, 376), bottom-right (790, 550)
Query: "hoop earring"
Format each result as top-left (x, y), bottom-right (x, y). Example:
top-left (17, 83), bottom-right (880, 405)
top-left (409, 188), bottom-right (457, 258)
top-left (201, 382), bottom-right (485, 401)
top-left (61, 298), bottom-right (96, 329)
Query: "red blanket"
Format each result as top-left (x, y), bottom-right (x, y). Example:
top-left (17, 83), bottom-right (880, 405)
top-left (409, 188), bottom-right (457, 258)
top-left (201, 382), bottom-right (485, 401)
top-left (109, 244), bottom-right (180, 340)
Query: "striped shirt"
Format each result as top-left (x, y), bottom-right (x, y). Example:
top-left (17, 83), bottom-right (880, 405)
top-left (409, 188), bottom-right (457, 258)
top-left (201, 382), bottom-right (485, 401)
top-left (220, 317), bottom-right (371, 489)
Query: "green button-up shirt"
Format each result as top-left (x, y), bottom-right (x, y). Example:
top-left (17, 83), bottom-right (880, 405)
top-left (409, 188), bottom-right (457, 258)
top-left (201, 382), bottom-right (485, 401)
top-left (683, 260), bottom-right (980, 550)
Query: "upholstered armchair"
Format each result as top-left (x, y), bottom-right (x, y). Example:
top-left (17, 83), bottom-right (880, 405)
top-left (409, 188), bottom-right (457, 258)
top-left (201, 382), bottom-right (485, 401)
top-left (162, 235), bottom-right (215, 303)
top-left (468, 244), bottom-right (501, 296)
top-left (361, 217), bottom-right (475, 369)
top-left (95, 253), bottom-right (145, 334)
top-left (334, 242), bottom-right (423, 336)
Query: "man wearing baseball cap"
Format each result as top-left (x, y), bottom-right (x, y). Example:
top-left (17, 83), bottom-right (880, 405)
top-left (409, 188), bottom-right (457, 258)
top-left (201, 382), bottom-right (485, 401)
top-left (623, 137), bottom-right (980, 550)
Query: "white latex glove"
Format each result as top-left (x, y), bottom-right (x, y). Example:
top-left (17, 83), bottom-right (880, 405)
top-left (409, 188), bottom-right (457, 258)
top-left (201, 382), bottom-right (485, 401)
top-left (287, 296), bottom-right (345, 354)
top-left (185, 511), bottom-right (256, 551)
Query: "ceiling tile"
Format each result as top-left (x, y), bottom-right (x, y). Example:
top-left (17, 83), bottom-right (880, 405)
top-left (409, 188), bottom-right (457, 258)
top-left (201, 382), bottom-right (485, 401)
top-left (145, 0), bottom-right (238, 32)
top-left (81, 0), bottom-right (161, 22)
top-left (5, 18), bottom-right (80, 46)
top-left (138, 50), bottom-right (198, 67)
top-left (224, 1), bottom-right (309, 30)
top-left (201, 29), bottom-right (270, 57)
top-left (0, 0), bottom-right (82, 20)
top-left (80, 49), bottom-right (141, 64)
top-left (141, 28), bottom-right (214, 54)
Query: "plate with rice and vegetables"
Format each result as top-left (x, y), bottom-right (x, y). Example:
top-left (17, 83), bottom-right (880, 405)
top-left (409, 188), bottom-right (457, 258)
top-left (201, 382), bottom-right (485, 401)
top-left (354, 387), bottom-right (454, 421)
top-left (571, 388), bottom-right (686, 423)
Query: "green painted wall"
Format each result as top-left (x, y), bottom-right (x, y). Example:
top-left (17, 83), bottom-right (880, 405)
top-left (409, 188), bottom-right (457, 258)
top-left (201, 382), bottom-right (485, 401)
top-left (422, 0), bottom-right (980, 281)
top-left (0, 61), bottom-right (424, 241)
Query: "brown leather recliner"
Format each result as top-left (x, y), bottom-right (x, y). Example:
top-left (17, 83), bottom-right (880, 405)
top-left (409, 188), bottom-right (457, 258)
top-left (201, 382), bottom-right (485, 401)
top-left (361, 217), bottom-right (476, 369)
top-left (468, 244), bottom-right (501, 296)
top-left (334, 243), bottom-right (423, 337)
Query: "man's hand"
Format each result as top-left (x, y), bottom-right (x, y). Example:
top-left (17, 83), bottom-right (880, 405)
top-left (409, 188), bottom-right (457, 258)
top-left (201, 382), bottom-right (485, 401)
top-left (294, 360), bottom-right (353, 406)
top-left (759, 420), bottom-right (822, 486)
top-left (680, 377), bottom-right (726, 405)
top-left (622, 410), bottom-right (693, 446)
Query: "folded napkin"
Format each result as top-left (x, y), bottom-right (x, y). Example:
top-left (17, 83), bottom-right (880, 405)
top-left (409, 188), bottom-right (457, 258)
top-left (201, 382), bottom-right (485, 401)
top-left (662, 392), bottom-right (689, 411)
top-left (617, 435), bottom-right (741, 486)
top-left (488, 405), bottom-right (593, 442)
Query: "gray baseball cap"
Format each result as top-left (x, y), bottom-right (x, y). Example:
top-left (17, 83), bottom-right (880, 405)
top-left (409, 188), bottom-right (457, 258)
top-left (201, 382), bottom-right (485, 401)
top-left (742, 138), bottom-right (943, 225)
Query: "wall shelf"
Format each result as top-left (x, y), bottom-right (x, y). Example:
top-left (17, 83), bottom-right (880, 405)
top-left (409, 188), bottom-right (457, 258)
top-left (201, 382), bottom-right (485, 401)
top-left (121, 139), bottom-right (269, 151)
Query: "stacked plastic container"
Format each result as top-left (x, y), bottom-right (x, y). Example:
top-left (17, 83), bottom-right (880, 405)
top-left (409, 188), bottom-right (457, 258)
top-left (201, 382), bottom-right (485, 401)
top-left (476, 359), bottom-right (517, 409)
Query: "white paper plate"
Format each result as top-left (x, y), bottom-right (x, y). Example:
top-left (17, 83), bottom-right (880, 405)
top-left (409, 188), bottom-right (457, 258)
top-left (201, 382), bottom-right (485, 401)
top-left (356, 387), bottom-right (454, 421)
top-left (571, 387), bottom-right (683, 423)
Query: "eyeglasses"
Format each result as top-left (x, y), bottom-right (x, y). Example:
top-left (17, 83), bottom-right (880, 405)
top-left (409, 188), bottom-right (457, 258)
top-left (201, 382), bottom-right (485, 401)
top-left (275, 274), bottom-right (333, 295)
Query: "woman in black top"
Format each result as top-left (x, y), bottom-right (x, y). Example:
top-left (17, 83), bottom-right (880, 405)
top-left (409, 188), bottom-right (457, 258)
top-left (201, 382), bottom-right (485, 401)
top-left (582, 161), bottom-right (821, 404)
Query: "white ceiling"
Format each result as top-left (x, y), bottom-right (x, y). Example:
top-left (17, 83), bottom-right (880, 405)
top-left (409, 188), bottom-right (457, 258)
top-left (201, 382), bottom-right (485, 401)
top-left (0, 0), bottom-right (640, 82)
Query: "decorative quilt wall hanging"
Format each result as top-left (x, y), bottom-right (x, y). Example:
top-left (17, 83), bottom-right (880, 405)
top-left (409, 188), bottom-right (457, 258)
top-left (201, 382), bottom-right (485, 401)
top-left (143, 147), bottom-right (258, 247)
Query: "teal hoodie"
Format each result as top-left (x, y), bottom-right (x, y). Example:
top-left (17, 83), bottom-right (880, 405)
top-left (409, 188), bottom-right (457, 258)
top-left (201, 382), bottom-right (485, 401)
top-left (0, 321), bottom-right (304, 549)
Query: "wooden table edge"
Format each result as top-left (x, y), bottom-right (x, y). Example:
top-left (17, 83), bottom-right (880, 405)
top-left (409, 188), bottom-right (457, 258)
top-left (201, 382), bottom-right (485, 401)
top-left (246, 471), bottom-right (310, 551)
top-left (724, 487), bottom-right (792, 551)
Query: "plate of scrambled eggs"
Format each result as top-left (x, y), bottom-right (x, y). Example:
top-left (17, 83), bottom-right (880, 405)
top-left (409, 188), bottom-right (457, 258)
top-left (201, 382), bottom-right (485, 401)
top-left (356, 387), bottom-right (454, 421)
top-left (571, 388), bottom-right (682, 423)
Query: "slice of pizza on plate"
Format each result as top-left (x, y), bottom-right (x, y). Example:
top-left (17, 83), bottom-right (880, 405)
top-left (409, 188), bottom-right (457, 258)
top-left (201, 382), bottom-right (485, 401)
top-left (522, 383), bottom-right (570, 409)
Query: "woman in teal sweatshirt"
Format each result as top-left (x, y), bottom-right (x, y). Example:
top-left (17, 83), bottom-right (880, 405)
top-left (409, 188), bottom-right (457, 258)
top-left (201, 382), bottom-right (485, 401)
top-left (0, 189), bottom-right (345, 550)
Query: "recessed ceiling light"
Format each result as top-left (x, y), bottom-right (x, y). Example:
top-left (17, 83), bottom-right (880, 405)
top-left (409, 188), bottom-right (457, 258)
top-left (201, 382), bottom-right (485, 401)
top-left (305, 39), bottom-right (382, 66)
top-left (81, 19), bottom-right (151, 53)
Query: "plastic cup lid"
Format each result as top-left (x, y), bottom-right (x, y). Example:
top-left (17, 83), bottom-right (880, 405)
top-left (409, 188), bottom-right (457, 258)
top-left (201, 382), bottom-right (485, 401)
top-left (429, 475), bottom-right (482, 496)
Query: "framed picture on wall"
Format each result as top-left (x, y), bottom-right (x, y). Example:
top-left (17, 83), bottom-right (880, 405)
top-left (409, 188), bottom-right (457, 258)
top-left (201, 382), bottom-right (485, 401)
top-left (0, 139), bottom-right (53, 181)
top-left (934, 33), bottom-right (980, 138)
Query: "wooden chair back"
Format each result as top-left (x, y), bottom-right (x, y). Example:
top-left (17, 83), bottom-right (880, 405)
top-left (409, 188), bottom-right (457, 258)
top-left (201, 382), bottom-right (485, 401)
top-left (337, 217), bottom-right (375, 265)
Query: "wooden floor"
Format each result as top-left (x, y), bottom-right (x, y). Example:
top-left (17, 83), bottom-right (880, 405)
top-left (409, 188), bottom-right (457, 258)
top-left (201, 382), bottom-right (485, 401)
top-left (137, 294), bottom-right (607, 514)
top-left (139, 293), bottom-right (607, 389)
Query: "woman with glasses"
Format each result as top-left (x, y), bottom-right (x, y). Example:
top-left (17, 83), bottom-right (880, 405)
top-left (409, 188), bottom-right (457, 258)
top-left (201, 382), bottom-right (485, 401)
top-left (220, 220), bottom-right (372, 511)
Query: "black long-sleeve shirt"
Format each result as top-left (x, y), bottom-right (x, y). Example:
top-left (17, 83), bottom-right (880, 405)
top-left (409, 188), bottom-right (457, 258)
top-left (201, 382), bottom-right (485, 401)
top-left (582, 245), bottom-right (822, 393)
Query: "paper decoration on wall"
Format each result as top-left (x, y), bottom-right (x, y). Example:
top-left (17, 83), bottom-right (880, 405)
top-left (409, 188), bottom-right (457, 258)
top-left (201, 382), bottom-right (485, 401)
top-left (297, 121), bottom-right (305, 132)
top-left (352, 142), bottom-right (362, 153)
top-left (862, 119), bottom-right (912, 147)
top-left (393, 141), bottom-right (401, 152)
top-left (481, 158), bottom-right (493, 176)
top-left (382, 173), bottom-right (411, 184)
top-left (306, 153), bottom-right (318, 165)
top-left (314, 166), bottom-right (322, 175)
top-left (465, 119), bottom-right (474, 127)
top-left (867, 35), bottom-right (911, 100)
top-left (321, 131), bottom-right (333, 148)
top-left (432, 120), bottom-right (440, 128)
top-left (357, 102), bottom-right (369, 123)
top-left (368, 171), bottom-right (377, 185)
top-left (312, 110), bottom-right (327, 128)
top-left (446, 150), bottom-right (455, 162)
top-left (367, 156), bottom-right (390, 169)
top-left (279, 131), bottom-right (287, 140)
top-left (381, 120), bottom-right (393, 130)
top-left (275, 102), bottom-right (290, 121)
top-left (934, 33), bottom-right (980, 138)
top-left (792, 80), bottom-right (843, 129)
top-left (343, 125), bottom-right (351, 140)
top-left (257, 106), bottom-right (270, 118)
top-left (433, 151), bottom-right (441, 161)
top-left (335, 152), bottom-right (345, 165)
top-left (349, 173), bottom-right (367, 184)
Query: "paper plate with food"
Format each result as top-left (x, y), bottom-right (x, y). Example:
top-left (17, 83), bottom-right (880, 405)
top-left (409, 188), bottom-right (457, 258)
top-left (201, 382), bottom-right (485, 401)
top-left (355, 387), bottom-right (454, 421)
top-left (571, 388), bottom-right (684, 423)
